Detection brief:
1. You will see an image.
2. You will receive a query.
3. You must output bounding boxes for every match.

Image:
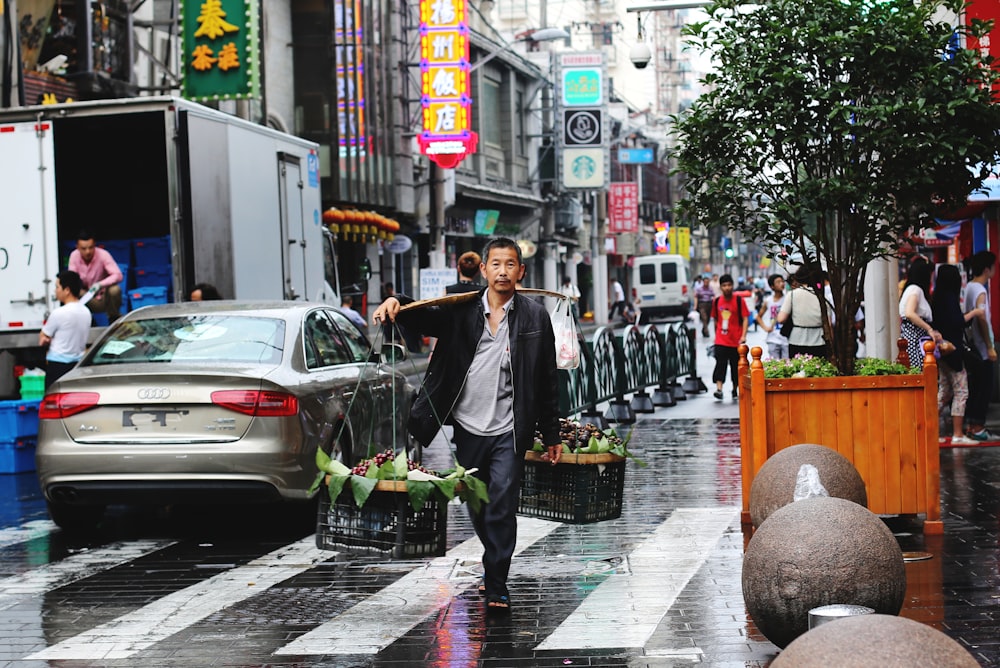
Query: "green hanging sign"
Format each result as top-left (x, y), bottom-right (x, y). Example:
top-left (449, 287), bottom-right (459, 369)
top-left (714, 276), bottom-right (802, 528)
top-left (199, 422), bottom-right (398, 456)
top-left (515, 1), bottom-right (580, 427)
top-left (180, 0), bottom-right (260, 101)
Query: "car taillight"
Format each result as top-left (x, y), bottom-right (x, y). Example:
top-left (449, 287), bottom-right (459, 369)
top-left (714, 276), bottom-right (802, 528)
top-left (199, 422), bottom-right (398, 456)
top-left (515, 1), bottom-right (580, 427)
top-left (682, 284), bottom-right (689, 295)
top-left (211, 390), bottom-right (298, 417)
top-left (39, 392), bottom-right (101, 419)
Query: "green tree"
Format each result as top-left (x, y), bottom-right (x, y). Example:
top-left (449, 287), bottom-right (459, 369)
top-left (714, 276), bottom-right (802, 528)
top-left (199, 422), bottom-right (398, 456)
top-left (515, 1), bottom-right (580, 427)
top-left (673, 0), bottom-right (1000, 374)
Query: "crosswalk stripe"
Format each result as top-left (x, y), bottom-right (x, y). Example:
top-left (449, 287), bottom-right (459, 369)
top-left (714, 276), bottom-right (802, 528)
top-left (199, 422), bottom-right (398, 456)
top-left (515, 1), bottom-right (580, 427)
top-left (535, 507), bottom-right (739, 650)
top-left (0, 539), bottom-right (174, 613)
top-left (276, 516), bottom-right (560, 655)
top-left (28, 537), bottom-right (329, 660)
top-left (0, 520), bottom-right (57, 550)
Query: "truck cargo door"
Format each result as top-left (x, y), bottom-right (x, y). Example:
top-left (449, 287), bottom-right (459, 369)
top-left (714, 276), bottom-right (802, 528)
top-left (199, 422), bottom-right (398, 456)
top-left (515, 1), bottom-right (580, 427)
top-left (0, 121), bottom-right (59, 333)
top-left (278, 154), bottom-right (307, 300)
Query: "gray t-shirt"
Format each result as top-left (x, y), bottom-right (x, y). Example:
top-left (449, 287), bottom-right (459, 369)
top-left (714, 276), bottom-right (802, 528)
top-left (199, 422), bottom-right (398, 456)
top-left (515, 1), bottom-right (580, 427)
top-left (451, 295), bottom-right (515, 436)
top-left (779, 288), bottom-right (826, 347)
top-left (964, 281), bottom-right (992, 358)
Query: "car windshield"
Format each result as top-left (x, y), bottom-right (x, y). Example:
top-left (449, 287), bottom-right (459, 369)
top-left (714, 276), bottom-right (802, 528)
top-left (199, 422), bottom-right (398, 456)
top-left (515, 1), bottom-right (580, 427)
top-left (85, 315), bottom-right (286, 366)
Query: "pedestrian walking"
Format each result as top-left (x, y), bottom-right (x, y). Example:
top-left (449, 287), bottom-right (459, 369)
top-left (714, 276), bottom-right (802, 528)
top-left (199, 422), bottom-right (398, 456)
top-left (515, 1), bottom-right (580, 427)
top-left (339, 295), bottom-right (368, 330)
top-left (372, 237), bottom-right (562, 612)
top-left (694, 275), bottom-right (715, 337)
top-left (758, 273), bottom-right (789, 360)
top-left (559, 275), bottom-right (581, 320)
top-left (609, 278), bottom-right (627, 323)
top-left (776, 265), bottom-right (831, 359)
top-left (932, 264), bottom-right (978, 445)
top-left (963, 250), bottom-right (997, 441)
top-left (898, 260), bottom-right (941, 371)
top-left (711, 274), bottom-right (749, 400)
top-left (38, 270), bottom-right (92, 389)
top-left (68, 230), bottom-right (124, 323)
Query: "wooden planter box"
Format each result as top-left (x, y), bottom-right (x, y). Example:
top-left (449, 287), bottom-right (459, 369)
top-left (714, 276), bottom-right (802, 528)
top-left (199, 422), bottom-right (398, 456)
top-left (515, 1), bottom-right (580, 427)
top-left (737, 343), bottom-right (942, 534)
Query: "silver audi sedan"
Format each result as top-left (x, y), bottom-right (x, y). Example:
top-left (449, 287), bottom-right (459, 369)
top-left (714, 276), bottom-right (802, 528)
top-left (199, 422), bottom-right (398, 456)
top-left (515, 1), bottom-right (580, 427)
top-left (36, 301), bottom-right (414, 532)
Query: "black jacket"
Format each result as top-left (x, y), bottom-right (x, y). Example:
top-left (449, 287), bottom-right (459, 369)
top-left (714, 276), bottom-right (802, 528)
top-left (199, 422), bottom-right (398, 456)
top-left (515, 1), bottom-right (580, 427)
top-left (396, 289), bottom-right (561, 453)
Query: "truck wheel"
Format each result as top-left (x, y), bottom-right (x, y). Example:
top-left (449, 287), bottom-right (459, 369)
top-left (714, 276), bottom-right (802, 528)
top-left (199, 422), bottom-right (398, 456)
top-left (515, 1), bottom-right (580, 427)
top-left (47, 501), bottom-right (105, 533)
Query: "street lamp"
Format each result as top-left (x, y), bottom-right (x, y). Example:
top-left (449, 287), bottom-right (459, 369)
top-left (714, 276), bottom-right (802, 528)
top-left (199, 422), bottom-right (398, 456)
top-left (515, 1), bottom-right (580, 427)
top-left (469, 28), bottom-right (570, 73)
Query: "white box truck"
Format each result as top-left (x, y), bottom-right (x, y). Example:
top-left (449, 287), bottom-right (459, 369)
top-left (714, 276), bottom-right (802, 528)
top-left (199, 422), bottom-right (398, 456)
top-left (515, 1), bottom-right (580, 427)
top-left (0, 96), bottom-right (337, 355)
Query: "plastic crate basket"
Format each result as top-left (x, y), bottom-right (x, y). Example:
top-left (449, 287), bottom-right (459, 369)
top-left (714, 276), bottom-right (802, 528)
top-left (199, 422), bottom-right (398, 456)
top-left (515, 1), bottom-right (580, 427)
top-left (133, 264), bottom-right (172, 289)
top-left (18, 375), bottom-right (45, 400)
top-left (316, 481), bottom-right (447, 559)
top-left (0, 400), bottom-right (40, 440)
top-left (132, 236), bottom-right (171, 265)
top-left (0, 438), bottom-right (37, 474)
top-left (129, 286), bottom-right (169, 309)
top-left (518, 452), bottom-right (626, 524)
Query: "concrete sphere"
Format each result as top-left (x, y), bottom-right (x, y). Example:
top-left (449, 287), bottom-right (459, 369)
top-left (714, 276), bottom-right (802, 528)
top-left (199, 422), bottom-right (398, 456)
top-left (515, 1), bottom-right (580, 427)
top-left (750, 443), bottom-right (868, 528)
top-left (742, 496), bottom-right (905, 649)
top-left (772, 614), bottom-right (980, 667)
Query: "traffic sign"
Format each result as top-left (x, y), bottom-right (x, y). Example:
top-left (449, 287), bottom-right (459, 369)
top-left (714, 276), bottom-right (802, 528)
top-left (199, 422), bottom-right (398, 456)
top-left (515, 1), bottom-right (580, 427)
top-left (618, 147), bottom-right (654, 164)
top-left (563, 108), bottom-right (602, 146)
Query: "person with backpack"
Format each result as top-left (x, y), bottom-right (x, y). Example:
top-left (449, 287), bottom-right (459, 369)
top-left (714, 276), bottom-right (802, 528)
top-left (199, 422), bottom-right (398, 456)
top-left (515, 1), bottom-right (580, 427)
top-left (711, 274), bottom-right (749, 400)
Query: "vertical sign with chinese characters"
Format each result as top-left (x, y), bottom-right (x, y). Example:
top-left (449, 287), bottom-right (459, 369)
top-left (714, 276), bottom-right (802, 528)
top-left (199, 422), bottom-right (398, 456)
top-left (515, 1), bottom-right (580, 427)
top-left (555, 51), bottom-right (608, 190)
top-left (336, 0), bottom-right (366, 158)
top-left (608, 182), bottom-right (638, 234)
top-left (181, 0), bottom-right (259, 101)
top-left (967, 0), bottom-right (1000, 95)
top-left (417, 0), bottom-right (478, 168)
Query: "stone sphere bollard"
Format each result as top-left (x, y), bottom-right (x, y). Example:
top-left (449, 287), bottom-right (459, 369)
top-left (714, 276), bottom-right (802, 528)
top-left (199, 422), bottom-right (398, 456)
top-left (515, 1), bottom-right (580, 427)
top-left (742, 496), bottom-right (905, 649)
top-left (749, 443), bottom-right (867, 528)
top-left (772, 614), bottom-right (980, 667)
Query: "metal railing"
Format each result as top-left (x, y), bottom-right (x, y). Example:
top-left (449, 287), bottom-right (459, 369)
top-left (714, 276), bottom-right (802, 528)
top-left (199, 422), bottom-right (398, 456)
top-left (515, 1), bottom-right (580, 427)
top-left (557, 320), bottom-right (705, 424)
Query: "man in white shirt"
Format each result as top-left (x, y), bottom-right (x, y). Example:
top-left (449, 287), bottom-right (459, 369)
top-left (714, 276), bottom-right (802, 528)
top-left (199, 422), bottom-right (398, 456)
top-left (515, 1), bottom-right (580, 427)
top-left (559, 275), bottom-right (581, 319)
top-left (39, 271), bottom-right (92, 389)
top-left (609, 279), bottom-right (627, 322)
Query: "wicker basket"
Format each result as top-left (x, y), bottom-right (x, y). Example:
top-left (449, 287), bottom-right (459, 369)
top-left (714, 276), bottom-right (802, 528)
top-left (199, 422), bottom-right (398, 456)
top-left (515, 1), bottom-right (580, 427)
top-left (518, 451), bottom-right (626, 523)
top-left (315, 479), bottom-right (447, 559)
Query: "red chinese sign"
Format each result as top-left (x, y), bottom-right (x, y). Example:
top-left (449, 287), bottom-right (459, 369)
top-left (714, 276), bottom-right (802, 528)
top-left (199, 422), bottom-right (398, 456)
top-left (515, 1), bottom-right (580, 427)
top-left (967, 0), bottom-right (1000, 95)
top-left (608, 182), bottom-right (639, 234)
top-left (417, 0), bottom-right (478, 168)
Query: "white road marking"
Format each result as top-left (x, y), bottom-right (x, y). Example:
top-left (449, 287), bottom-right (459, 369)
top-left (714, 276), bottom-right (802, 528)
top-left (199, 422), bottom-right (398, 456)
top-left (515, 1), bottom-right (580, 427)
top-left (0, 520), bottom-right (57, 549)
top-left (0, 540), bottom-right (174, 612)
top-left (276, 516), bottom-right (560, 655)
top-left (28, 537), bottom-right (329, 660)
top-left (535, 507), bottom-right (739, 650)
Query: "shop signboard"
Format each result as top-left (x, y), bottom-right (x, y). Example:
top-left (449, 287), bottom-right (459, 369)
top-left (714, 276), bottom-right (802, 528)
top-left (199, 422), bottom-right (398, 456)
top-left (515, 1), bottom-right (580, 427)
top-left (561, 148), bottom-right (606, 189)
top-left (555, 51), bottom-right (608, 190)
top-left (417, 0), bottom-right (478, 168)
top-left (608, 182), bottom-right (638, 234)
top-left (968, 0), bottom-right (1000, 95)
top-left (420, 267), bottom-right (458, 299)
top-left (563, 108), bottom-right (602, 146)
top-left (473, 209), bottom-right (500, 235)
top-left (181, 0), bottom-right (260, 101)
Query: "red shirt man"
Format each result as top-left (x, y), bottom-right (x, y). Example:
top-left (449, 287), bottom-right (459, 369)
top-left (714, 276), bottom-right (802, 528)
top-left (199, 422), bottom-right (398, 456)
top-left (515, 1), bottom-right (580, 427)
top-left (710, 274), bottom-right (749, 400)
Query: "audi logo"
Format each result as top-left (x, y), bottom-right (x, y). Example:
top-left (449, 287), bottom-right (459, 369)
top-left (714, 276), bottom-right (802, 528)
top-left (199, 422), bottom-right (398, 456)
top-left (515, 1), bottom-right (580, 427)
top-left (137, 387), bottom-right (171, 400)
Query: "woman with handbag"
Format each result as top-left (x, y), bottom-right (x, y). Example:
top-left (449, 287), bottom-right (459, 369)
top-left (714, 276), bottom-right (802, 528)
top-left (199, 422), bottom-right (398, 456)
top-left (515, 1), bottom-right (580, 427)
top-left (898, 260), bottom-right (942, 371)
top-left (776, 265), bottom-right (830, 358)
top-left (931, 264), bottom-right (982, 445)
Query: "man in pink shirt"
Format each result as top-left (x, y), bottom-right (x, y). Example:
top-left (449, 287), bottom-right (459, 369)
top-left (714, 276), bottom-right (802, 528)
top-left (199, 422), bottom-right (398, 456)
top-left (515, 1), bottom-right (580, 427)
top-left (68, 230), bottom-right (124, 323)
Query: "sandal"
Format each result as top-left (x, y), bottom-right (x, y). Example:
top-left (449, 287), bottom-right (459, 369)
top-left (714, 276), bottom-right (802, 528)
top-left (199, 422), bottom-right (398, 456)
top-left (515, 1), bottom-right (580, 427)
top-left (486, 594), bottom-right (511, 611)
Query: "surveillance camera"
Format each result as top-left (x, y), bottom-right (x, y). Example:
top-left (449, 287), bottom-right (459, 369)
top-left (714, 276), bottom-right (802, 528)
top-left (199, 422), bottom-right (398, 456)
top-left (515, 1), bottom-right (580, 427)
top-left (629, 42), bottom-right (652, 69)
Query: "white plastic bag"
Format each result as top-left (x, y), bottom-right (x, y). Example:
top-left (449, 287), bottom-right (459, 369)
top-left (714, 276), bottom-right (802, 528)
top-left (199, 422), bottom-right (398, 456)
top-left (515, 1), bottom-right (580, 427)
top-left (792, 464), bottom-right (830, 502)
top-left (550, 298), bottom-right (580, 369)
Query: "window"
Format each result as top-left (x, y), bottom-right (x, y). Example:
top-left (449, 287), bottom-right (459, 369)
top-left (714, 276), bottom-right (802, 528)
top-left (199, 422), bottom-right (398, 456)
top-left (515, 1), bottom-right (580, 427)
top-left (639, 264), bottom-right (656, 285)
top-left (482, 77), bottom-right (502, 147)
top-left (661, 263), bottom-right (678, 283)
top-left (86, 316), bottom-right (285, 365)
top-left (327, 310), bottom-right (370, 361)
top-left (304, 311), bottom-right (352, 368)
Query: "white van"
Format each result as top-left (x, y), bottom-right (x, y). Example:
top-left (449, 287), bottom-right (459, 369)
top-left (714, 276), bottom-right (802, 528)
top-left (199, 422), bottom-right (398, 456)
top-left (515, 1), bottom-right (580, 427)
top-left (632, 254), bottom-right (692, 321)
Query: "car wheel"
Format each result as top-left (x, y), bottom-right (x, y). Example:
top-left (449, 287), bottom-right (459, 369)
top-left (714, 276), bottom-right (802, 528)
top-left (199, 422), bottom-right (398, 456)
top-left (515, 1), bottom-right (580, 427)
top-left (46, 501), bottom-right (105, 533)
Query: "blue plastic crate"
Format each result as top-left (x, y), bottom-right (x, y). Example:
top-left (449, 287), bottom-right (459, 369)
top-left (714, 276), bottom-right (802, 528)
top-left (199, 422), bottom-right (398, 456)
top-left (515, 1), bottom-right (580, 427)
top-left (0, 438), bottom-right (36, 474)
top-left (132, 236), bottom-right (171, 265)
top-left (129, 286), bottom-right (169, 309)
top-left (0, 400), bottom-right (40, 440)
top-left (99, 239), bottom-right (134, 266)
top-left (133, 264), bottom-right (172, 289)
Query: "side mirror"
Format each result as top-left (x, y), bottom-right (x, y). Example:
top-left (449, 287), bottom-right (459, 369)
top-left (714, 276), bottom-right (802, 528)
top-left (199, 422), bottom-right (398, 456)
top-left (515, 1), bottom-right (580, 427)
top-left (379, 343), bottom-right (408, 365)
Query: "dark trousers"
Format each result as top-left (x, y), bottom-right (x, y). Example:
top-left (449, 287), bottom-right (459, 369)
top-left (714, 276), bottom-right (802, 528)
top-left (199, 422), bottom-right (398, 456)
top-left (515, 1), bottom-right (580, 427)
top-left (609, 301), bottom-right (627, 322)
top-left (453, 425), bottom-right (520, 598)
top-left (44, 361), bottom-right (77, 389)
top-left (712, 344), bottom-right (740, 385)
top-left (965, 354), bottom-right (995, 426)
